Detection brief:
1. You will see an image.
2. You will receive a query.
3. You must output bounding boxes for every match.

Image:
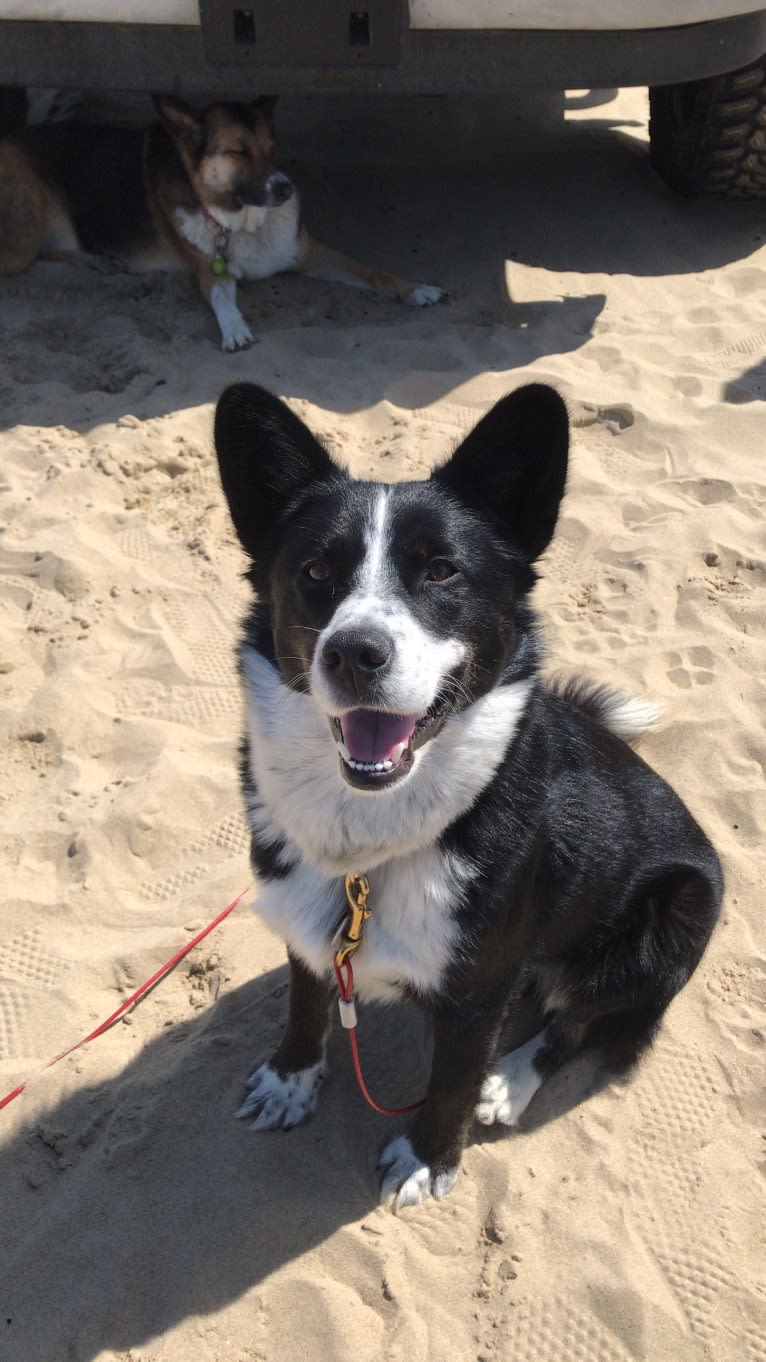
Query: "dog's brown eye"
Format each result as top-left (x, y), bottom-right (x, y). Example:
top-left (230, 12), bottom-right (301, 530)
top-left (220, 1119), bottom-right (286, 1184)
top-left (425, 559), bottom-right (456, 583)
top-left (305, 560), bottom-right (331, 583)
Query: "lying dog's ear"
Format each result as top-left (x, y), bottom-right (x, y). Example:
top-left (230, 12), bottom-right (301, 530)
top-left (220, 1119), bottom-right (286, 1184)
top-left (152, 94), bottom-right (203, 146)
top-left (252, 96), bottom-right (278, 120)
top-left (215, 384), bottom-right (340, 561)
top-left (432, 384), bottom-right (568, 562)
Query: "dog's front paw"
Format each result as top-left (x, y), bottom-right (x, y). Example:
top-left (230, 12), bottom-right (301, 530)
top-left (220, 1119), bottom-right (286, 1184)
top-left (405, 283), bottom-right (448, 307)
top-left (221, 321), bottom-right (254, 352)
top-left (236, 1059), bottom-right (325, 1130)
top-left (379, 1134), bottom-right (458, 1211)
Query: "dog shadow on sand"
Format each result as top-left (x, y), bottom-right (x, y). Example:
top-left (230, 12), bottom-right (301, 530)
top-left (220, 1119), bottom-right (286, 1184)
top-left (0, 963), bottom-right (614, 1360)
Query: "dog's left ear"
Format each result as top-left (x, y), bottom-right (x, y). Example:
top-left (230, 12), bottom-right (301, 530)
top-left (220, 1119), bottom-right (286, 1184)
top-left (252, 96), bottom-right (278, 120)
top-left (432, 384), bottom-right (568, 562)
top-left (215, 384), bottom-right (341, 562)
top-left (152, 94), bottom-right (203, 146)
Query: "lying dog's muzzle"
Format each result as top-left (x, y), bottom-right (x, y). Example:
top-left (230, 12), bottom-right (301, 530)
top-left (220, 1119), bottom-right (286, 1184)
top-left (264, 173), bottom-right (294, 205)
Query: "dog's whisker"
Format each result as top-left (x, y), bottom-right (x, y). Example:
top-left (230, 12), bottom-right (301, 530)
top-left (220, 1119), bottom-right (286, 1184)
top-left (284, 673), bottom-right (312, 694)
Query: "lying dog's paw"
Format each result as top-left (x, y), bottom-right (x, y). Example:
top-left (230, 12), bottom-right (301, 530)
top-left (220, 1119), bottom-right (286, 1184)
top-left (222, 321), bottom-right (254, 353)
top-left (405, 283), bottom-right (448, 307)
top-left (379, 1134), bottom-right (457, 1211)
top-left (236, 1059), bottom-right (325, 1130)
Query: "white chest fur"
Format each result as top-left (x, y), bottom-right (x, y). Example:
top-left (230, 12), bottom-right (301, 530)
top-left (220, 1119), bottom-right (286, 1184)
top-left (255, 845), bottom-right (471, 1002)
top-left (173, 198), bottom-right (303, 280)
top-left (241, 646), bottom-right (531, 1000)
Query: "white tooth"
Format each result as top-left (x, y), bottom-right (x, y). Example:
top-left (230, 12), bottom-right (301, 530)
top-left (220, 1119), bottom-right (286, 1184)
top-left (390, 742), bottom-right (406, 764)
top-left (342, 754), bottom-right (398, 776)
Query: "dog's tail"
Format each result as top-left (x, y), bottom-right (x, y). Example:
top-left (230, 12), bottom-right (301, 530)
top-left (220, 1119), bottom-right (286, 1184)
top-left (551, 676), bottom-right (661, 745)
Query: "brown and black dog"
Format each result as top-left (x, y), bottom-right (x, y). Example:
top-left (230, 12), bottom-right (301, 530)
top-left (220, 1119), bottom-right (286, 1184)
top-left (0, 95), bottom-right (445, 350)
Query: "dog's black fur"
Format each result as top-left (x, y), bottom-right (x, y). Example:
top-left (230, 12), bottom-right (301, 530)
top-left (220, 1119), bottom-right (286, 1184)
top-left (214, 381), bottom-right (722, 1208)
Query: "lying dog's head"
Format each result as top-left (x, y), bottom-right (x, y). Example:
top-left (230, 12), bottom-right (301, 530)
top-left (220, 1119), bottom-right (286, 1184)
top-left (215, 384), bottom-right (568, 793)
top-left (153, 94), bottom-right (293, 211)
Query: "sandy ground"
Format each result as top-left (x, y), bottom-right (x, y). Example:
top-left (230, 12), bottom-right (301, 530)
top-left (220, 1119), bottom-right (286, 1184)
top-left (0, 88), bottom-right (764, 1362)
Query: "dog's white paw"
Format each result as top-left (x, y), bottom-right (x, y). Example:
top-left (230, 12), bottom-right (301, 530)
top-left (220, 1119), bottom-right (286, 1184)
top-left (379, 1134), bottom-right (457, 1211)
top-left (236, 1059), bottom-right (324, 1130)
top-left (405, 283), bottom-right (448, 307)
top-left (221, 321), bottom-right (254, 352)
top-left (475, 1031), bottom-right (547, 1127)
top-left (475, 1071), bottom-right (524, 1126)
top-left (211, 278), bottom-right (254, 351)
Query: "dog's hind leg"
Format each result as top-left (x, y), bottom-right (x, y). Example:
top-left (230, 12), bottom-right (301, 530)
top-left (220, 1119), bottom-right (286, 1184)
top-left (477, 861), bottom-right (723, 1130)
top-left (476, 1027), bottom-right (555, 1127)
top-left (475, 1014), bottom-right (591, 1128)
top-left (296, 232), bottom-right (446, 307)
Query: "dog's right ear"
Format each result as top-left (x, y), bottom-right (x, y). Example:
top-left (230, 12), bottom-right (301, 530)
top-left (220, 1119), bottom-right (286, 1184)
top-left (215, 384), bottom-right (341, 562)
top-left (432, 384), bottom-right (569, 563)
top-left (152, 94), bottom-right (203, 146)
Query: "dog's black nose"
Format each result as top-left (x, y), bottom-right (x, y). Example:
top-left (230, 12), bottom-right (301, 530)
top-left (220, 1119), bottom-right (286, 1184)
top-left (267, 173), bottom-right (294, 205)
top-left (322, 628), bottom-right (393, 692)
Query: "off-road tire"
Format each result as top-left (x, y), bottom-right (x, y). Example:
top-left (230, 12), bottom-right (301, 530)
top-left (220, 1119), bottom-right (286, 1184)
top-left (649, 55), bottom-right (766, 200)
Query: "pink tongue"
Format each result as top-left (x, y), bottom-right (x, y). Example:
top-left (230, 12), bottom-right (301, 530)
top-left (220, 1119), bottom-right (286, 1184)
top-left (340, 710), bottom-right (417, 763)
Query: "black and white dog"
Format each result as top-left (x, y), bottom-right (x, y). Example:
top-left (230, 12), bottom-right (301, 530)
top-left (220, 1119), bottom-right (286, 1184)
top-left (214, 382), bottom-right (722, 1210)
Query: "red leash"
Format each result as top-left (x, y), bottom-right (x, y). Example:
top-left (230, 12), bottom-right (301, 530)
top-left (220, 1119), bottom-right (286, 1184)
top-left (1, 872), bottom-right (424, 1120)
top-left (333, 949), bottom-right (424, 1117)
top-left (0, 884), bottom-right (251, 1112)
top-left (332, 871), bottom-right (425, 1116)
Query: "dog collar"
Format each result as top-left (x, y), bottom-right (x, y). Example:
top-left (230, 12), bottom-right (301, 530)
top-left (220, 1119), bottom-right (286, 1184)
top-left (200, 203), bottom-right (231, 277)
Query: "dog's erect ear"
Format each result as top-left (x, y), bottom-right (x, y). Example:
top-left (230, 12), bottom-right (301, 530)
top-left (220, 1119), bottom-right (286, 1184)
top-left (252, 95), bottom-right (278, 119)
top-left (215, 384), bottom-right (341, 561)
top-left (152, 94), bottom-right (203, 145)
top-left (432, 384), bottom-right (568, 562)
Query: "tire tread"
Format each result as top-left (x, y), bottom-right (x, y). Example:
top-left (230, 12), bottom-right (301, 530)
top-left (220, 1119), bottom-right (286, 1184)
top-left (649, 55), bottom-right (766, 200)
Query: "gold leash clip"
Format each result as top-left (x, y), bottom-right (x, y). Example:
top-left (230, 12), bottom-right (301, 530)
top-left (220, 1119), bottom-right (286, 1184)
top-left (335, 872), bottom-right (372, 968)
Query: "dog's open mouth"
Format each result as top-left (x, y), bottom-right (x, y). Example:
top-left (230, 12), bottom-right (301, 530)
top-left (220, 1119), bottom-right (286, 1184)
top-left (331, 697), bottom-right (449, 791)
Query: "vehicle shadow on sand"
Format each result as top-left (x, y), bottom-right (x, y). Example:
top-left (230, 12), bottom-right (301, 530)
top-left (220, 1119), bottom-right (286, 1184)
top-left (0, 93), bottom-right (762, 430)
